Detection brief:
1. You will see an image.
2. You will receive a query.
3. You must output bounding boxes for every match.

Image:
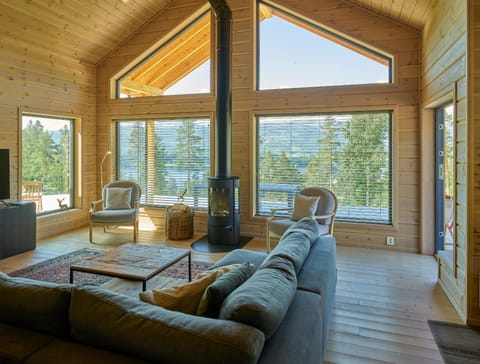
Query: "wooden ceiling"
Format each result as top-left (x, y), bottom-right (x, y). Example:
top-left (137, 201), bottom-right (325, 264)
top-left (0, 0), bottom-right (173, 64)
top-left (120, 11), bottom-right (211, 97)
top-left (0, 0), bottom-right (432, 66)
top-left (347, 0), bottom-right (435, 30)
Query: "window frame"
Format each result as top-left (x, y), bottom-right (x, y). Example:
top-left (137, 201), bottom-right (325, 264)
top-left (113, 117), bottom-right (212, 210)
top-left (20, 112), bottom-right (76, 216)
top-left (115, 9), bottom-right (213, 99)
top-left (256, 0), bottom-right (393, 91)
top-left (254, 111), bottom-right (394, 225)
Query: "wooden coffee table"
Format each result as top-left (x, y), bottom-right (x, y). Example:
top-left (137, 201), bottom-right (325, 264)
top-left (70, 244), bottom-right (191, 291)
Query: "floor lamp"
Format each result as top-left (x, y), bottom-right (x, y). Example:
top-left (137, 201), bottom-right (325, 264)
top-left (100, 150), bottom-right (111, 190)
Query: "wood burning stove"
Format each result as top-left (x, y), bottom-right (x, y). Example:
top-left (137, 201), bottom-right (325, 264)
top-left (208, 176), bottom-right (239, 245)
top-left (206, 0), bottom-right (242, 246)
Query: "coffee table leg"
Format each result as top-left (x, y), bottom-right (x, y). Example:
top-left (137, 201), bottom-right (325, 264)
top-left (142, 280), bottom-right (147, 291)
top-left (70, 269), bottom-right (74, 284)
top-left (188, 252), bottom-right (192, 282)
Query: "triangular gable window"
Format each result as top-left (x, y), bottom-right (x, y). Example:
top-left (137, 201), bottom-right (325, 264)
top-left (117, 11), bottom-right (211, 98)
top-left (257, 2), bottom-right (392, 90)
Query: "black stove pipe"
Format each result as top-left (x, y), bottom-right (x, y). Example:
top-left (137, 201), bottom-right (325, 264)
top-left (209, 0), bottom-right (232, 178)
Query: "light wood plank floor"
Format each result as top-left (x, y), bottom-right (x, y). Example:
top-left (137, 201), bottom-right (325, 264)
top-left (0, 226), bottom-right (461, 363)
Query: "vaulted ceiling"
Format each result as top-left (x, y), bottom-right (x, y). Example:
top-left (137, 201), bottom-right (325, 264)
top-left (0, 0), bottom-right (432, 65)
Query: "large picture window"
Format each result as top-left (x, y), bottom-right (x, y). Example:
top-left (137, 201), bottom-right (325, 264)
top-left (256, 112), bottom-right (392, 223)
top-left (257, 1), bottom-right (391, 90)
top-left (116, 118), bottom-right (210, 209)
top-left (117, 11), bottom-right (211, 98)
top-left (21, 113), bottom-right (74, 214)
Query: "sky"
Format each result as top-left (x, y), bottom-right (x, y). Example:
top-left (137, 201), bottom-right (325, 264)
top-left (150, 10), bottom-right (390, 95)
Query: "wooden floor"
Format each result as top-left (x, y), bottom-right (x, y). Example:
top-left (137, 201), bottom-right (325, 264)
top-left (0, 226), bottom-right (461, 363)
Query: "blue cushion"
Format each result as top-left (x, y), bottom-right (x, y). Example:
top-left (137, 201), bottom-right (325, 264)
top-left (197, 262), bottom-right (253, 317)
top-left (70, 284), bottom-right (265, 364)
top-left (258, 290), bottom-right (324, 364)
top-left (91, 209), bottom-right (136, 223)
top-left (0, 272), bottom-right (73, 337)
top-left (219, 256), bottom-right (297, 339)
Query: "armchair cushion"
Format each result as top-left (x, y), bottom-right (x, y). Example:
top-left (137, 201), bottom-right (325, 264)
top-left (291, 194), bottom-right (320, 221)
top-left (90, 209), bottom-right (136, 223)
top-left (105, 187), bottom-right (133, 210)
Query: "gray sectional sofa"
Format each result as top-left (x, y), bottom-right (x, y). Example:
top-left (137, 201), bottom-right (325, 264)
top-left (0, 218), bottom-right (337, 364)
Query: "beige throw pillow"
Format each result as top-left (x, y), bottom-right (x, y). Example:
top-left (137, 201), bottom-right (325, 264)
top-left (291, 194), bottom-right (320, 221)
top-left (148, 270), bottom-right (218, 314)
top-left (105, 187), bottom-right (132, 210)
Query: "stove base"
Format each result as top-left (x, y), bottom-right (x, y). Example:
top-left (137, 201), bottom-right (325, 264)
top-left (191, 235), bottom-right (252, 253)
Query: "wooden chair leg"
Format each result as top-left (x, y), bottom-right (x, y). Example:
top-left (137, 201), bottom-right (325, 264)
top-left (266, 225), bottom-right (271, 253)
top-left (89, 223), bottom-right (93, 243)
top-left (133, 220), bottom-right (138, 243)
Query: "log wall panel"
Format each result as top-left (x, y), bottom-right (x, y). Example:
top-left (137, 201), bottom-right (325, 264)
top-left (468, 0), bottom-right (480, 326)
top-left (0, 23), bottom-right (97, 239)
top-left (97, 0), bottom-right (421, 253)
top-left (422, 0), bottom-right (469, 322)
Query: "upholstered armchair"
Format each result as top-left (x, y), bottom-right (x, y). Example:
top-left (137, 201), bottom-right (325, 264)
top-left (89, 180), bottom-right (142, 243)
top-left (265, 187), bottom-right (337, 252)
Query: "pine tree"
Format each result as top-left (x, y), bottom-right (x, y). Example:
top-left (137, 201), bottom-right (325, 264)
top-left (22, 119), bottom-right (61, 194)
top-left (304, 117), bottom-right (340, 189)
top-left (174, 120), bottom-right (205, 197)
top-left (259, 150), bottom-right (275, 183)
top-left (336, 113), bottom-right (389, 208)
top-left (126, 122), bottom-right (147, 191)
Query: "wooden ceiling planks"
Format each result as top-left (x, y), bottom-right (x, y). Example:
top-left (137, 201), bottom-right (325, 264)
top-left (0, 0), bottom-right (433, 67)
top-left (347, 0), bottom-right (433, 29)
top-left (119, 13), bottom-right (210, 97)
top-left (0, 0), bottom-right (172, 64)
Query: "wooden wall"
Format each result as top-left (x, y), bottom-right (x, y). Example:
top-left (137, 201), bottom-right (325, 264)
top-left (97, 0), bottom-right (421, 252)
top-left (0, 20), bottom-right (97, 239)
top-left (468, 0), bottom-right (480, 327)
top-left (421, 0), bottom-right (468, 322)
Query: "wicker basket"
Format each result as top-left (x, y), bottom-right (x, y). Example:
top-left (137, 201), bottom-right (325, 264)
top-left (166, 204), bottom-right (194, 240)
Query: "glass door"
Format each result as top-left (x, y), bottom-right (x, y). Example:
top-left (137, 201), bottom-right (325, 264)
top-left (435, 103), bottom-right (455, 254)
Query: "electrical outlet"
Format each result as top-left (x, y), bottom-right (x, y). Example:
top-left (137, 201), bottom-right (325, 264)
top-left (386, 236), bottom-right (395, 246)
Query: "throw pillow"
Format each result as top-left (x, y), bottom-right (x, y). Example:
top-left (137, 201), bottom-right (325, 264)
top-left (197, 262), bottom-right (253, 318)
top-left (104, 187), bottom-right (132, 210)
top-left (291, 194), bottom-right (320, 221)
top-left (147, 270), bottom-right (218, 314)
top-left (219, 257), bottom-right (297, 339)
top-left (194, 263), bottom-right (241, 280)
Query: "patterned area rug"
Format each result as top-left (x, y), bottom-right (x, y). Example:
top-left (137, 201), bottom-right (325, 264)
top-left (10, 247), bottom-right (213, 297)
top-left (428, 320), bottom-right (480, 364)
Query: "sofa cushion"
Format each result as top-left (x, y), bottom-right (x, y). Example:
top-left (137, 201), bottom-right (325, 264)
top-left (280, 217), bottom-right (319, 244)
top-left (70, 285), bottom-right (265, 364)
top-left (219, 256), bottom-right (297, 339)
top-left (261, 218), bottom-right (319, 274)
top-left (0, 272), bottom-right (73, 337)
top-left (197, 262), bottom-right (253, 317)
top-left (257, 290), bottom-right (324, 364)
top-left (0, 322), bottom-right (56, 363)
top-left (297, 235), bottom-right (337, 295)
top-left (296, 234), bottom-right (337, 356)
top-left (211, 249), bottom-right (267, 273)
top-left (265, 231), bottom-right (310, 274)
top-left (24, 339), bottom-right (150, 364)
